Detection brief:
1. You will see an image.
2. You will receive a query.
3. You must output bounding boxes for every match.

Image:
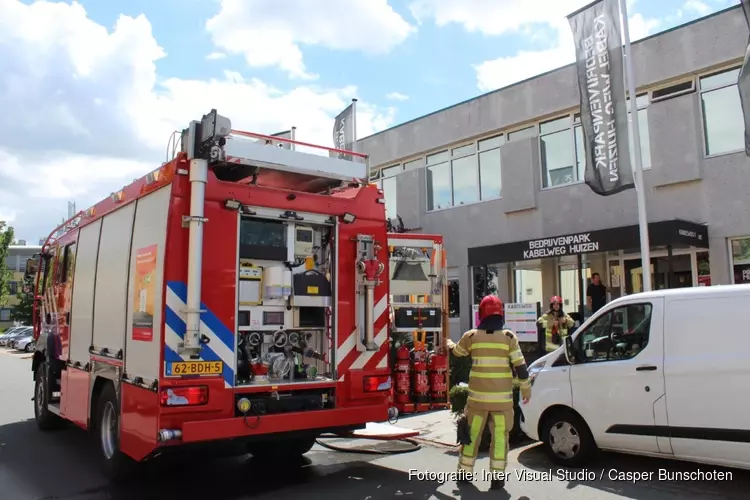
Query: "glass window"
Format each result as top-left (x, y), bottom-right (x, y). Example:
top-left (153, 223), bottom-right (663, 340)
top-left (0, 309), bottom-right (10, 322)
top-left (381, 176), bottom-right (398, 220)
top-left (404, 158), bottom-right (422, 171)
top-left (540, 118), bottom-right (576, 188)
top-left (700, 68), bottom-right (745, 156)
top-left (508, 126), bottom-right (535, 141)
top-left (574, 125), bottom-right (585, 182)
top-left (579, 303), bottom-right (652, 362)
top-left (9, 281), bottom-right (18, 295)
top-left (625, 95), bottom-right (652, 170)
top-left (426, 161), bottom-right (452, 210)
top-left (451, 155), bottom-right (478, 205)
top-left (730, 237), bottom-right (750, 284)
top-left (478, 134), bottom-right (504, 151)
top-left (448, 279), bottom-right (460, 318)
top-left (381, 165), bottom-right (402, 178)
top-left (426, 150), bottom-right (449, 166)
top-left (369, 169), bottom-right (380, 181)
top-left (479, 148), bottom-right (501, 200)
top-left (452, 144), bottom-right (475, 157)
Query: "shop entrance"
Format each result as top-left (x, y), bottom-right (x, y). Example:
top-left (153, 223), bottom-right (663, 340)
top-left (623, 253), bottom-right (693, 293)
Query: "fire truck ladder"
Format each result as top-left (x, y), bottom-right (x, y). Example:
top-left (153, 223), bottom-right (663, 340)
top-left (180, 109), bottom-right (370, 191)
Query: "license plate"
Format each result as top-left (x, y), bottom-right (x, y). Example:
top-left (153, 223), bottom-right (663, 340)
top-left (166, 361), bottom-right (223, 376)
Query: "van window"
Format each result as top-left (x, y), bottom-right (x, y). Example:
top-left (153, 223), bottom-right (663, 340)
top-left (578, 303), bottom-right (652, 362)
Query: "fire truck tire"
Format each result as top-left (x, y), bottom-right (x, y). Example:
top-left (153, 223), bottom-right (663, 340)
top-left (246, 435), bottom-right (317, 460)
top-left (95, 383), bottom-right (134, 482)
top-left (34, 363), bottom-right (62, 431)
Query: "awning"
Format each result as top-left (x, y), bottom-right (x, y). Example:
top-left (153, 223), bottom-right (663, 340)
top-left (468, 219), bottom-right (709, 266)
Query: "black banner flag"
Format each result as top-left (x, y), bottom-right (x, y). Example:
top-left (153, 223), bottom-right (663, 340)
top-left (568, 0), bottom-right (634, 196)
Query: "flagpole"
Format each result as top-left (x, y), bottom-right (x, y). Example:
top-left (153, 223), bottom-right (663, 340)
top-left (620, 0), bottom-right (652, 292)
top-left (351, 98), bottom-right (358, 144)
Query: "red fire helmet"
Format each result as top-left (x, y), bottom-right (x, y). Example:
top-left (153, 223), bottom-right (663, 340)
top-left (478, 295), bottom-right (504, 320)
top-left (550, 295), bottom-right (563, 305)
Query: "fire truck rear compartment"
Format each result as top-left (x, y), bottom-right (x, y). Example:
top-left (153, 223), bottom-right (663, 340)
top-left (234, 212), bottom-right (335, 386)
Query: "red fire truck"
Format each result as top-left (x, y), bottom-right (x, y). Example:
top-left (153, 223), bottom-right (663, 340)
top-left (25, 110), bottom-right (393, 480)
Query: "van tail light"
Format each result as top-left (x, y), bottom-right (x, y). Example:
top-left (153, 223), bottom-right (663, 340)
top-left (363, 375), bottom-right (392, 392)
top-left (160, 386), bottom-right (208, 406)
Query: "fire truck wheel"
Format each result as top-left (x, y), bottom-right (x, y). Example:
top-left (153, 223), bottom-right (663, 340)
top-left (34, 363), bottom-right (62, 430)
top-left (95, 383), bottom-right (134, 482)
top-left (246, 435), bottom-right (317, 460)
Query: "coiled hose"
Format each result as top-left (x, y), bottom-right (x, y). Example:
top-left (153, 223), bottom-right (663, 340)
top-left (315, 434), bottom-right (422, 454)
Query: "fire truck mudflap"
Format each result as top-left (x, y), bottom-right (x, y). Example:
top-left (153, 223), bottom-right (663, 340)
top-left (29, 109), bottom-right (393, 479)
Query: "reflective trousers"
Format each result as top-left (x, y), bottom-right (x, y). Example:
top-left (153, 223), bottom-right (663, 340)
top-left (457, 407), bottom-right (513, 474)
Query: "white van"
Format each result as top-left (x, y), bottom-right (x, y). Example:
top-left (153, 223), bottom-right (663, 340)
top-left (520, 284), bottom-right (750, 470)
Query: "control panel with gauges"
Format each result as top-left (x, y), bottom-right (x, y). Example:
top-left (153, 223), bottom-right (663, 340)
top-left (234, 207), bottom-right (334, 386)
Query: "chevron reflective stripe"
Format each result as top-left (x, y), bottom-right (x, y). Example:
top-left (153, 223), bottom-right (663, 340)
top-left (164, 281), bottom-right (235, 388)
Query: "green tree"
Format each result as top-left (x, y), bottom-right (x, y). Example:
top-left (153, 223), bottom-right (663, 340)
top-left (11, 273), bottom-right (35, 325)
top-left (0, 221), bottom-right (14, 307)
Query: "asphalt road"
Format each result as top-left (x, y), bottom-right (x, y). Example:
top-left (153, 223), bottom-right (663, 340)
top-left (1, 349), bottom-right (749, 500)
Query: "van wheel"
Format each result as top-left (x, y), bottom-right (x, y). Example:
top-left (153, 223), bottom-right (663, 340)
top-left (95, 383), bottom-right (134, 482)
top-left (540, 409), bottom-right (596, 467)
top-left (247, 435), bottom-right (317, 460)
top-left (33, 363), bottom-right (61, 430)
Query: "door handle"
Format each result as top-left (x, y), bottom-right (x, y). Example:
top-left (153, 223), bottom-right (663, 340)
top-left (636, 365), bottom-right (657, 371)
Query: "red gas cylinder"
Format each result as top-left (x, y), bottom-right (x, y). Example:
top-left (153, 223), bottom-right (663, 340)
top-left (410, 348), bottom-right (430, 404)
top-left (394, 345), bottom-right (411, 405)
top-left (427, 352), bottom-right (448, 403)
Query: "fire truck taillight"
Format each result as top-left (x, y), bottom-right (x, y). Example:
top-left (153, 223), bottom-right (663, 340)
top-left (159, 386), bottom-right (208, 406)
top-left (363, 375), bottom-right (392, 393)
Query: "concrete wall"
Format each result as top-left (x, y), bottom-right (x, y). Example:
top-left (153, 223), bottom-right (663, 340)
top-left (359, 6), bottom-right (750, 334)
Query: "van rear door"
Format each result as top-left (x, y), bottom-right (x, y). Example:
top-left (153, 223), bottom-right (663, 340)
top-left (569, 297), bottom-right (670, 455)
top-left (663, 291), bottom-right (750, 469)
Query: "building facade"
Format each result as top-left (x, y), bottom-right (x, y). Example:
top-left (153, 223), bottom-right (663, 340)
top-left (1, 244), bottom-right (42, 329)
top-left (358, 5), bottom-right (750, 337)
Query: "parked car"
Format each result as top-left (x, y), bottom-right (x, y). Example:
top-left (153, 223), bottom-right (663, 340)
top-left (0, 327), bottom-right (32, 347)
top-left (0, 326), bottom-right (24, 339)
top-left (13, 334), bottom-right (35, 353)
top-left (520, 284), bottom-right (750, 471)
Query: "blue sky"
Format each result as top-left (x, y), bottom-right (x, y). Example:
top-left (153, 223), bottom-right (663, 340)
top-left (0, 0), bottom-right (742, 241)
top-left (58, 0), bottom-right (739, 130)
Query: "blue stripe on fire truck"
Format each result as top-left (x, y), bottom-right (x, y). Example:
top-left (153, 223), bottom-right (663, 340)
top-left (164, 281), bottom-right (235, 388)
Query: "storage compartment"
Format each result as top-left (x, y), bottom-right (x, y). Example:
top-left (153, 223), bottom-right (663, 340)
top-left (293, 307), bottom-right (326, 328)
top-left (233, 388), bottom-right (334, 417)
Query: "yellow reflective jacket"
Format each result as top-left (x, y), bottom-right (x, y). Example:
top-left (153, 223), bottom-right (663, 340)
top-left (537, 312), bottom-right (575, 352)
top-left (449, 328), bottom-right (531, 411)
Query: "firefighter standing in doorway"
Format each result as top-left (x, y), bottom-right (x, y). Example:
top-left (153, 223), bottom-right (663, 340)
top-left (538, 295), bottom-right (575, 352)
top-left (446, 295), bottom-right (532, 490)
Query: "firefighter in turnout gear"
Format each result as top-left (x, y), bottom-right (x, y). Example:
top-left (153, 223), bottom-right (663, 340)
top-left (538, 295), bottom-right (575, 352)
top-left (446, 295), bottom-right (532, 490)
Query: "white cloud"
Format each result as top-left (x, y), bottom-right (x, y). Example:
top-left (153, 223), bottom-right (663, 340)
top-left (0, 0), bottom-right (398, 241)
top-left (206, 51), bottom-right (227, 60)
top-left (206, 0), bottom-right (415, 80)
top-left (386, 92), bottom-right (409, 101)
top-left (410, 0), bottom-right (661, 92)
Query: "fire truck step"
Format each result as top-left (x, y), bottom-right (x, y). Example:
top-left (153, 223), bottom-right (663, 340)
top-left (47, 402), bottom-right (61, 416)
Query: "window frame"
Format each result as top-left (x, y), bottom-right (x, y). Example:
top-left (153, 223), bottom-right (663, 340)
top-left (575, 301), bottom-right (654, 364)
top-left (698, 66), bottom-right (745, 159)
top-left (539, 114), bottom-right (579, 190)
top-left (728, 236), bottom-right (750, 284)
top-left (448, 278), bottom-right (460, 318)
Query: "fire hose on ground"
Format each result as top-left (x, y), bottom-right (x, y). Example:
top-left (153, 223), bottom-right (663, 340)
top-left (313, 408), bottom-right (422, 454)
